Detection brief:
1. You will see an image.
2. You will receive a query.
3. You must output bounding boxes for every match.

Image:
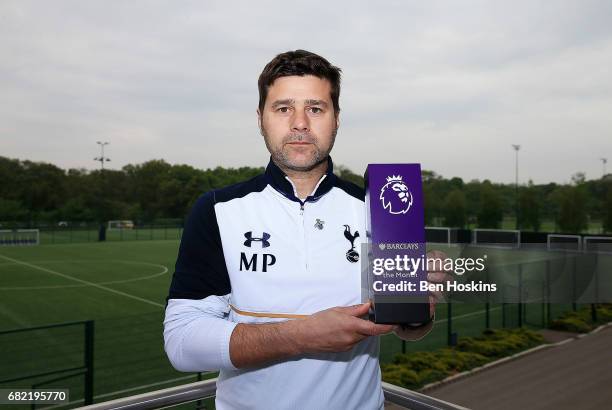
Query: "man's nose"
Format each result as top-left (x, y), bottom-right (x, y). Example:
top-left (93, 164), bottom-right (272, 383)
top-left (291, 109), bottom-right (310, 132)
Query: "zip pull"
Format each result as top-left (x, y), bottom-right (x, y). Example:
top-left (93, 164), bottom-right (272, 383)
top-left (300, 203), bottom-right (304, 216)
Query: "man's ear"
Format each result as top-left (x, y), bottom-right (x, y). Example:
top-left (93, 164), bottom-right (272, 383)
top-left (257, 108), bottom-right (263, 136)
top-left (335, 113), bottom-right (340, 132)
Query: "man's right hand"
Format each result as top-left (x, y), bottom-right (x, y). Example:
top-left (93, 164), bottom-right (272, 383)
top-left (229, 302), bottom-right (393, 368)
top-left (293, 302), bottom-right (395, 353)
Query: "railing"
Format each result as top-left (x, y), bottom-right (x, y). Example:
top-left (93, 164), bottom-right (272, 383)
top-left (78, 378), bottom-right (468, 410)
top-left (28, 224), bottom-right (184, 245)
top-left (0, 320), bottom-right (95, 406)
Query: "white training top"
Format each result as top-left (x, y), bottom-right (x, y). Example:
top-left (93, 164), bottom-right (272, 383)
top-left (163, 157), bottom-right (384, 410)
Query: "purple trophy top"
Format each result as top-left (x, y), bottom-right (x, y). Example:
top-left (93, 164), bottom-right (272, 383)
top-left (366, 163), bottom-right (425, 244)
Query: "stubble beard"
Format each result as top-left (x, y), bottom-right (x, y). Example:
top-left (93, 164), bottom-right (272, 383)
top-left (262, 125), bottom-right (338, 172)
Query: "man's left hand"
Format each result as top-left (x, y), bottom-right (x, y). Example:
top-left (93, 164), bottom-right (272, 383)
top-left (393, 249), bottom-right (453, 341)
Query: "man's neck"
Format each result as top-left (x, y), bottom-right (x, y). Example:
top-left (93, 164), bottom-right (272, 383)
top-left (276, 159), bottom-right (328, 201)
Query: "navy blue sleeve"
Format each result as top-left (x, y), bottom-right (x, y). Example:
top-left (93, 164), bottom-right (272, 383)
top-left (166, 191), bottom-right (231, 302)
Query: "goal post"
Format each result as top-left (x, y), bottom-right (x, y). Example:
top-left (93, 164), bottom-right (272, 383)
top-left (473, 228), bottom-right (521, 248)
top-left (425, 227), bottom-right (458, 245)
top-left (583, 236), bottom-right (612, 254)
top-left (0, 229), bottom-right (40, 246)
top-left (547, 234), bottom-right (581, 251)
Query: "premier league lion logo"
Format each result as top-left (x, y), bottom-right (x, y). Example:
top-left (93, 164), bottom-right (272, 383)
top-left (379, 175), bottom-right (413, 215)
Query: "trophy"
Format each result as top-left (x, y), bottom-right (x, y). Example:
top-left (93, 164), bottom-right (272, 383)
top-left (363, 164), bottom-right (431, 326)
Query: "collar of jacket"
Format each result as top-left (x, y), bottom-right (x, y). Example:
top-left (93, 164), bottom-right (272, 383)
top-left (265, 156), bottom-right (337, 204)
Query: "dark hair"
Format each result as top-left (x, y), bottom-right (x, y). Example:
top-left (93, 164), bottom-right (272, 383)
top-left (258, 50), bottom-right (342, 116)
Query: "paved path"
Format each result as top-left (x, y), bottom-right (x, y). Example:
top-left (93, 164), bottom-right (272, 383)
top-left (427, 326), bottom-right (612, 410)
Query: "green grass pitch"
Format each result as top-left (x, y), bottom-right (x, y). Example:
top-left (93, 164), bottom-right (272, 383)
top-left (0, 240), bottom-right (207, 408)
top-left (1, 240), bottom-right (607, 407)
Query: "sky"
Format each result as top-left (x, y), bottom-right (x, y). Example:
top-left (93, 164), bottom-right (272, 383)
top-left (1, 0), bottom-right (611, 184)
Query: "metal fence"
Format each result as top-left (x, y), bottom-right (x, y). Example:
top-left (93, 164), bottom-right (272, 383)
top-left (0, 321), bottom-right (94, 407)
top-left (37, 225), bottom-right (183, 245)
top-left (0, 314), bottom-right (210, 409)
top-left (381, 245), bottom-right (611, 359)
top-left (78, 378), bottom-right (468, 410)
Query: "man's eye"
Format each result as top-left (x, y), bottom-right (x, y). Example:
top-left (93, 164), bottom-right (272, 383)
top-left (309, 107), bottom-right (322, 114)
top-left (277, 107), bottom-right (289, 113)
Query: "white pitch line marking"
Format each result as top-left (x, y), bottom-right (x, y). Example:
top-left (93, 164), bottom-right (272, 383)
top-left (435, 298), bottom-right (543, 324)
top-left (0, 259), bottom-right (169, 290)
top-left (0, 254), bottom-right (164, 308)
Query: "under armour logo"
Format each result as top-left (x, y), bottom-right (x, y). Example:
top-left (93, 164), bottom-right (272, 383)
top-left (244, 231), bottom-right (271, 248)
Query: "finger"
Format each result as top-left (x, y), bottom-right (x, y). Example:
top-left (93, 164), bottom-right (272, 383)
top-left (336, 302), bottom-right (371, 317)
top-left (363, 324), bottom-right (396, 336)
top-left (376, 325), bottom-right (397, 336)
top-left (355, 319), bottom-right (395, 336)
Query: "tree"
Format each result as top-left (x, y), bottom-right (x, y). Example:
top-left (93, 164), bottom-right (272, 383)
top-left (423, 185), bottom-right (441, 226)
top-left (519, 181), bottom-right (541, 231)
top-left (464, 180), bottom-right (481, 218)
top-left (0, 157), bottom-right (23, 200)
top-left (2, 155), bottom-right (610, 232)
top-left (0, 199), bottom-right (27, 223)
top-left (449, 177), bottom-right (464, 190)
top-left (603, 186), bottom-right (612, 233)
top-left (19, 161), bottom-right (67, 222)
top-left (124, 160), bottom-right (172, 221)
top-left (422, 170), bottom-right (443, 225)
top-left (442, 189), bottom-right (467, 228)
top-left (335, 165), bottom-right (364, 188)
top-left (477, 182), bottom-right (503, 228)
top-left (557, 173), bottom-right (589, 233)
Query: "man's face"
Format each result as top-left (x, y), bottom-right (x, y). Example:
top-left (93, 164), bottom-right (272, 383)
top-left (258, 75), bottom-right (339, 172)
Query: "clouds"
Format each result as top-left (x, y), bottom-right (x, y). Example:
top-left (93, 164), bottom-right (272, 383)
top-left (1, 0), bottom-right (611, 183)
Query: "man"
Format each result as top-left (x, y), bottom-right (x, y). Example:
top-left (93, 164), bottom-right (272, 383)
top-left (164, 50), bottom-right (441, 409)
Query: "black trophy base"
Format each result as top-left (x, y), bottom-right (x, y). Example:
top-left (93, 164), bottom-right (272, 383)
top-left (368, 298), bottom-right (430, 325)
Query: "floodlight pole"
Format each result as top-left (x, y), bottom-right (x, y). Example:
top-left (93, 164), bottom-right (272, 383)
top-left (512, 145), bottom-right (520, 229)
top-left (94, 141), bottom-right (111, 170)
top-left (601, 158), bottom-right (608, 178)
top-left (94, 141), bottom-right (110, 241)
